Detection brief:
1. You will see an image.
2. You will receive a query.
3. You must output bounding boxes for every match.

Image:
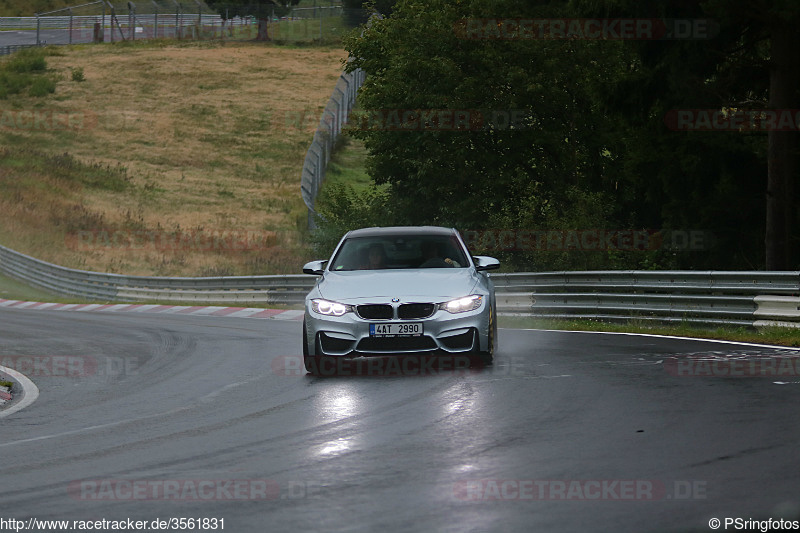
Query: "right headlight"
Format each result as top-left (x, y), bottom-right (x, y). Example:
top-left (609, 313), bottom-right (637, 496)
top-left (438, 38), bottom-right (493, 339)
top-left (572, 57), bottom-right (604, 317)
top-left (438, 295), bottom-right (483, 314)
top-left (311, 299), bottom-right (353, 317)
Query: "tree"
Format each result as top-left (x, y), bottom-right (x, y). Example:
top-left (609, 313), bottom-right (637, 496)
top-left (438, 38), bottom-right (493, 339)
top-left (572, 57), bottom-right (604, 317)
top-left (346, 1), bottom-right (620, 220)
top-left (205, 1), bottom-right (300, 20)
top-left (588, 0), bottom-right (800, 269)
top-left (341, 0), bottom-right (800, 270)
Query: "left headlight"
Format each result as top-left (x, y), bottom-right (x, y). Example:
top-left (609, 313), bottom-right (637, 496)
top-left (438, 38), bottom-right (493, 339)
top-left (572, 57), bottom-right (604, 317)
top-left (311, 299), bottom-right (354, 317)
top-left (438, 295), bottom-right (483, 314)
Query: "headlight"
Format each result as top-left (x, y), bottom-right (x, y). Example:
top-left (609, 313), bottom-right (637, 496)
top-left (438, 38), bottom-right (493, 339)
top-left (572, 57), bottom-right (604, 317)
top-left (311, 299), bottom-right (353, 316)
top-left (439, 295), bottom-right (483, 314)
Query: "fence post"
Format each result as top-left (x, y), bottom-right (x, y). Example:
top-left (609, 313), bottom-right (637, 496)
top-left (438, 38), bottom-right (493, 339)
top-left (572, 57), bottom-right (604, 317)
top-left (36, 14), bottom-right (41, 45)
top-left (69, 8), bottom-right (73, 45)
top-left (128, 2), bottom-right (135, 41)
top-left (174, 0), bottom-right (180, 39)
top-left (152, 1), bottom-right (159, 38)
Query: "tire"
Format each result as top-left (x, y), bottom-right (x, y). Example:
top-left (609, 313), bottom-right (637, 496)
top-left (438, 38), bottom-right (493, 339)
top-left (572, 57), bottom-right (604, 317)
top-left (302, 320), bottom-right (317, 373)
top-left (478, 307), bottom-right (495, 365)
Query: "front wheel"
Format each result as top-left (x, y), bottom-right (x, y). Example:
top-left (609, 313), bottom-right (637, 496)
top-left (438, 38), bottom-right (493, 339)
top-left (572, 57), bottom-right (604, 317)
top-left (478, 308), bottom-right (495, 365)
top-left (302, 320), bottom-right (316, 373)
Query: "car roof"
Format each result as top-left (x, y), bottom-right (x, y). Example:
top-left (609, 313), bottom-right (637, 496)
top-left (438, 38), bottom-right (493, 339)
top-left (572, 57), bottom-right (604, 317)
top-left (344, 226), bottom-right (458, 238)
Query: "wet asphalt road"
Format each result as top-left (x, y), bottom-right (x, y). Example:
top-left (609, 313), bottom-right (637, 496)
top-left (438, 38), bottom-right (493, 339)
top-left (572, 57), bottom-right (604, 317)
top-left (0, 27), bottom-right (184, 48)
top-left (0, 29), bottom-right (86, 47)
top-left (1, 307), bottom-right (799, 532)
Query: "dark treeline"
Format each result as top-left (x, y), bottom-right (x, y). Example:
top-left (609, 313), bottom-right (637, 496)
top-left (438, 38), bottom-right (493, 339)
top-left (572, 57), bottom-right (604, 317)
top-left (311, 0), bottom-right (800, 272)
top-left (204, 0), bottom-right (302, 19)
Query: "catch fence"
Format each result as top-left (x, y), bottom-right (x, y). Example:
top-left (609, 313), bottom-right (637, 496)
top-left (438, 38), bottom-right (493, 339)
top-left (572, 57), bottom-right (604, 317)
top-left (0, 1), bottom-right (351, 48)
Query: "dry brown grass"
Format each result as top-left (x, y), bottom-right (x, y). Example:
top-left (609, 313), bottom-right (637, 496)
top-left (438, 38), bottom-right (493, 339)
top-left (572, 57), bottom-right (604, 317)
top-left (0, 41), bottom-right (346, 275)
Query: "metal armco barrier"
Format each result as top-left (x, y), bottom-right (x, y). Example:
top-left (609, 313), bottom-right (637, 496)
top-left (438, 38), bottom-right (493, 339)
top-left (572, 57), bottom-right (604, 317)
top-left (0, 44), bottom-right (37, 56)
top-left (2, 244), bottom-right (800, 326)
top-left (0, 244), bottom-right (312, 305)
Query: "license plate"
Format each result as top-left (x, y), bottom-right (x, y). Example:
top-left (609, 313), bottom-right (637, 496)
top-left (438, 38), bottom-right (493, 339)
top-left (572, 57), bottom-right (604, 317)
top-left (369, 323), bottom-right (423, 337)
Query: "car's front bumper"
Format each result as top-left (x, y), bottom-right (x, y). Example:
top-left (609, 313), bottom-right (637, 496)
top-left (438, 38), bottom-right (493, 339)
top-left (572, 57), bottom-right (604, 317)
top-left (304, 299), bottom-right (492, 357)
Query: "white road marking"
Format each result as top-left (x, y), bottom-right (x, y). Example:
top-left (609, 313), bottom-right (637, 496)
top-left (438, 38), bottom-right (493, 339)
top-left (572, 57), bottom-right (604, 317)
top-left (0, 366), bottom-right (39, 419)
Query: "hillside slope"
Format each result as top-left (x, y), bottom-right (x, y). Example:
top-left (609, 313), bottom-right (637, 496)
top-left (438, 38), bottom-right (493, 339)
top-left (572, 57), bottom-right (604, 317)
top-left (0, 41), bottom-right (346, 276)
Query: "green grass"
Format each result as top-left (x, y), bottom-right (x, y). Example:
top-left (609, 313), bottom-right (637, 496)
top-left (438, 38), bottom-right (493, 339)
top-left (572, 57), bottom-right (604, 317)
top-left (0, 0), bottom-right (72, 16)
top-left (270, 14), bottom-right (353, 44)
top-left (0, 271), bottom-right (95, 303)
top-left (498, 316), bottom-right (800, 347)
top-left (323, 135), bottom-right (373, 191)
top-left (0, 48), bottom-right (57, 99)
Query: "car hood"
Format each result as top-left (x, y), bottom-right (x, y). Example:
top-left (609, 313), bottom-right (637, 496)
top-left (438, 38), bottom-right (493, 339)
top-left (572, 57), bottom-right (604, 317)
top-left (317, 269), bottom-right (480, 303)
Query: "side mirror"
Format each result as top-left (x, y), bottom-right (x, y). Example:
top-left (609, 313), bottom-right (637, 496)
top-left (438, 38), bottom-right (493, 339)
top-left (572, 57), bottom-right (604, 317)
top-left (473, 256), bottom-right (500, 272)
top-left (302, 260), bottom-right (327, 275)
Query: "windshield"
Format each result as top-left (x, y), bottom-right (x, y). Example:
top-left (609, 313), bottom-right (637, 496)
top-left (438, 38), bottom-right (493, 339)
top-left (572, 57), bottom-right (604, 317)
top-left (329, 234), bottom-right (470, 271)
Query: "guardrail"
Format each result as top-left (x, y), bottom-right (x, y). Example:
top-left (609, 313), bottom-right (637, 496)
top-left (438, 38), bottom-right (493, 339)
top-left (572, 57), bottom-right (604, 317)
top-left (0, 244), bottom-right (312, 305)
top-left (2, 243), bottom-right (799, 326)
top-left (0, 44), bottom-right (37, 56)
top-left (493, 271), bottom-right (800, 326)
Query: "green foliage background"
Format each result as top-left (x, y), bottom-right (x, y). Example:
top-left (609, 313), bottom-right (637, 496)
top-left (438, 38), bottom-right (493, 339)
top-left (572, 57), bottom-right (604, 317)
top-left (311, 0), bottom-right (800, 272)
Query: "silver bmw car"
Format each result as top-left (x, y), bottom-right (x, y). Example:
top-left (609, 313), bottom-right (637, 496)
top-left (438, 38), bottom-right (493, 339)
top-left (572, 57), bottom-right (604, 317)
top-left (302, 226), bottom-right (499, 373)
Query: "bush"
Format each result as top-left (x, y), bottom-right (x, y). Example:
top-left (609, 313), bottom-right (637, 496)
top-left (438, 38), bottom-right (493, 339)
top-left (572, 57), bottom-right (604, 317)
top-left (0, 48), bottom-right (55, 98)
top-left (71, 67), bottom-right (85, 82)
top-left (0, 71), bottom-right (31, 98)
top-left (310, 182), bottom-right (394, 257)
top-left (6, 48), bottom-right (47, 73)
top-left (28, 76), bottom-right (56, 97)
